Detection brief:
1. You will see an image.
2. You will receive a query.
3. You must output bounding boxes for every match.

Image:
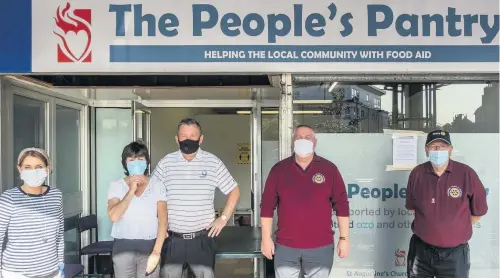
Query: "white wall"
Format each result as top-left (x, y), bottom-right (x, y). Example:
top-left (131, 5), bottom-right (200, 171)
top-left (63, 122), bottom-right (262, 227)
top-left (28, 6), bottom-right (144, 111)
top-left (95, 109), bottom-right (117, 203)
top-left (149, 107), bottom-right (213, 167)
top-left (197, 114), bottom-right (252, 210)
top-left (150, 108), bottom-right (252, 210)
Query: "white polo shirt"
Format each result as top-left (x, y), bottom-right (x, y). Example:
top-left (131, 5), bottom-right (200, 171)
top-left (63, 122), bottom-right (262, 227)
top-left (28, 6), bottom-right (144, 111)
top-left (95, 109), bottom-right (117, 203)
top-left (107, 178), bottom-right (167, 240)
top-left (150, 149), bottom-right (237, 233)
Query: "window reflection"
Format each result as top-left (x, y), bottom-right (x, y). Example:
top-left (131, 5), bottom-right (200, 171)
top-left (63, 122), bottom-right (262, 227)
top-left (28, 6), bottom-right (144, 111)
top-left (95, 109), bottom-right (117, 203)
top-left (291, 80), bottom-right (499, 277)
top-left (64, 228), bottom-right (79, 264)
top-left (293, 82), bottom-right (499, 133)
top-left (56, 105), bottom-right (81, 194)
top-left (13, 95), bottom-right (46, 186)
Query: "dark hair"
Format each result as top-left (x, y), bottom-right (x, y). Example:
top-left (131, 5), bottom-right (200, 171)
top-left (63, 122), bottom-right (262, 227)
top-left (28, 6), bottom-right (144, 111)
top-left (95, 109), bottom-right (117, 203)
top-left (177, 118), bottom-right (202, 135)
top-left (121, 141), bottom-right (150, 176)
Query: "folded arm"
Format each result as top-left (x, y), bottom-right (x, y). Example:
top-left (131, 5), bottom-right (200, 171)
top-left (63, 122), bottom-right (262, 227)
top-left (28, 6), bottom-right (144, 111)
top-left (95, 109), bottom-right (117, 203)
top-left (107, 193), bottom-right (134, 223)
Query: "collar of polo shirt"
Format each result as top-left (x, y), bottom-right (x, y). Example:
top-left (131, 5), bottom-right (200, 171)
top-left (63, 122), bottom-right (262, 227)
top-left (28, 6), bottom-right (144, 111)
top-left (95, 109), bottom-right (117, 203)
top-left (425, 159), bottom-right (454, 173)
top-left (292, 152), bottom-right (321, 162)
top-left (177, 148), bottom-right (204, 161)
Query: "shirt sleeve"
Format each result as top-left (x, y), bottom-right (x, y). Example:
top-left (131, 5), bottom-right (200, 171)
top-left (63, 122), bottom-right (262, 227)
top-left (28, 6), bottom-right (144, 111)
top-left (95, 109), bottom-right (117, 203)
top-left (107, 180), bottom-right (124, 201)
top-left (405, 170), bottom-right (417, 210)
top-left (215, 159), bottom-right (237, 195)
top-left (152, 178), bottom-right (168, 202)
top-left (260, 164), bottom-right (280, 218)
top-left (331, 165), bottom-right (349, 217)
top-left (0, 191), bottom-right (13, 275)
top-left (56, 192), bottom-right (65, 266)
top-left (468, 168), bottom-right (488, 216)
top-left (151, 157), bottom-right (168, 185)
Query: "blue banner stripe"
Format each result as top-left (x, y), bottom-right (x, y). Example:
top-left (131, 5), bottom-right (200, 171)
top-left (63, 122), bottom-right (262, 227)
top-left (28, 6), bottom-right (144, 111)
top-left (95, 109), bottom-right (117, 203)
top-left (110, 45), bottom-right (499, 63)
top-left (0, 0), bottom-right (32, 73)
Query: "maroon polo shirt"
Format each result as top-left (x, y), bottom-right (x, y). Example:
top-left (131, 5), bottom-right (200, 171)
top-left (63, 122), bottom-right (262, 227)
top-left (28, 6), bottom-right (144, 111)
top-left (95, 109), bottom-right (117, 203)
top-left (406, 160), bottom-right (488, 248)
top-left (260, 154), bottom-right (349, 249)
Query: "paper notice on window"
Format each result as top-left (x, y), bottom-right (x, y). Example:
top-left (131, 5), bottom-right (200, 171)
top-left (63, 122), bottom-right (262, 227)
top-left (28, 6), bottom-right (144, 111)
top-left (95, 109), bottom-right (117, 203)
top-left (392, 135), bottom-right (418, 166)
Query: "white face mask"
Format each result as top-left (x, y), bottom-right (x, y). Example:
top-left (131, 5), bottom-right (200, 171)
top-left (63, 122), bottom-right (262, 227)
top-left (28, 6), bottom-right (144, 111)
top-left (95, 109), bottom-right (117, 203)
top-left (294, 139), bottom-right (314, 157)
top-left (20, 169), bottom-right (48, 187)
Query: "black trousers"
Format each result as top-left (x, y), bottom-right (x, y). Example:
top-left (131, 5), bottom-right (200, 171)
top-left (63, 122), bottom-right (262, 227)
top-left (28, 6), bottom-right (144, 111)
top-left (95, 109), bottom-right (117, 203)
top-left (160, 231), bottom-right (216, 278)
top-left (407, 234), bottom-right (470, 278)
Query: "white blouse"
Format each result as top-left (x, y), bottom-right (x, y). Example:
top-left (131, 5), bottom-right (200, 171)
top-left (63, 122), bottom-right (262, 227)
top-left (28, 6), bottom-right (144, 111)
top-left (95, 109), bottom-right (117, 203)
top-left (107, 178), bottom-right (167, 240)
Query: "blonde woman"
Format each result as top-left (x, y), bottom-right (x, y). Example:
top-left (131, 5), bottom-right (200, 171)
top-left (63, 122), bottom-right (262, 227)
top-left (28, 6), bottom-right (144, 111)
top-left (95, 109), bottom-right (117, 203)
top-left (0, 148), bottom-right (64, 278)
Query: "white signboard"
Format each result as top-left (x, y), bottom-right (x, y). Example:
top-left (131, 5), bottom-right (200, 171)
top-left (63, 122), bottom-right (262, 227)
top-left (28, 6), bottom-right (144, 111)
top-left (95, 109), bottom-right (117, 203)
top-left (29, 0), bottom-right (499, 73)
top-left (392, 135), bottom-right (418, 167)
top-left (313, 133), bottom-right (498, 278)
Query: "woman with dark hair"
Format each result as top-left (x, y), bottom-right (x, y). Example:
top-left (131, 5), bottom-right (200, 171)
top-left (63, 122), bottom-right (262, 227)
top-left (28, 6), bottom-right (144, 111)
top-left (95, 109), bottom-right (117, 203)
top-left (0, 148), bottom-right (64, 278)
top-left (107, 141), bottom-right (167, 278)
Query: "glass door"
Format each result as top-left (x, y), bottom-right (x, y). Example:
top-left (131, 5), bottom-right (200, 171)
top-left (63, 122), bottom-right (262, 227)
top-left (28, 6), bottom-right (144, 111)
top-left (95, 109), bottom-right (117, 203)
top-left (132, 100), bottom-right (151, 173)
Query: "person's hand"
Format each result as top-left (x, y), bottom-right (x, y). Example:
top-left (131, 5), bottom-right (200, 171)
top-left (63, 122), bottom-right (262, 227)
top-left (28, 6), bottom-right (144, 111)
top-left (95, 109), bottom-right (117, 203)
top-left (337, 238), bottom-right (350, 258)
top-left (58, 264), bottom-right (65, 278)
top-left (132, 175), bottom-right (148, 187)
top-left (261, 237), bottom-right (275, 260)
top-left (207, 217), bottom-right (228, 237)
top-left (128, 176), bottom-right (147, 193)
top-left (127, 177), bottom-right (139, 194)
top-left (145, 251), bottom-right (160, 276)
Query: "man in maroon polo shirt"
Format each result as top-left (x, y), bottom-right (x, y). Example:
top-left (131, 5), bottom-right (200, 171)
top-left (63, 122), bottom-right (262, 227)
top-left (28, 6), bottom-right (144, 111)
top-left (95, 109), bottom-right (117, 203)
top-left (260, 125), bottom-right (350, 278)
top-left (406, 130), bottom-right (488, 278)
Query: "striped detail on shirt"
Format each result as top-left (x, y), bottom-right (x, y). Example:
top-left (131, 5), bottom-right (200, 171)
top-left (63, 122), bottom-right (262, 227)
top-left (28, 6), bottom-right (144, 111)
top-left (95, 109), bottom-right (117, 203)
top-left (0, 187), bottom-right (64, 277)
top-left (151, 149), bottom-right (236, 233)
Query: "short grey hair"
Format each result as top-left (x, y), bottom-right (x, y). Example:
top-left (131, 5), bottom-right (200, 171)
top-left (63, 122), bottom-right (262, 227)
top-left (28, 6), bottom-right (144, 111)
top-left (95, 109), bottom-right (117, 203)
top-left (293, 124), bottom-right (316, 138)
top-left (177, 118), bottom-right (202, 135)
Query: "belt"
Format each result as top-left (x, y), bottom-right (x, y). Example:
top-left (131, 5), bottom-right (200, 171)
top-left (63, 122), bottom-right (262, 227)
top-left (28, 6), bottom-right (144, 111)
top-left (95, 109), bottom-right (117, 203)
top-left (414, 235), bottom-right (467, 250)
top-left (168, 230), bottom-right (207, 240)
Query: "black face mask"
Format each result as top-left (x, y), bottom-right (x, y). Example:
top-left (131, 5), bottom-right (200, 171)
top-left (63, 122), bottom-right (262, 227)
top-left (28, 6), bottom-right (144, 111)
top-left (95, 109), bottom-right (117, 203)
top-left (179, 139), bottom-right (200, 154)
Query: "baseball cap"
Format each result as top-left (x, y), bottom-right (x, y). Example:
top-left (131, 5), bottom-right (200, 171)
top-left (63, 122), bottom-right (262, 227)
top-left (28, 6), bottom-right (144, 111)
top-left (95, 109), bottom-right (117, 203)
top-left (425, 130), bottom-right (452, 146)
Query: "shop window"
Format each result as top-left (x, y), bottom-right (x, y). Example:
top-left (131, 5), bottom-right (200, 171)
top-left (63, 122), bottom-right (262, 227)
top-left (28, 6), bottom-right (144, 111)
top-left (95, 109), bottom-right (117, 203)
top-left (95, 108), bottom-right (133, 241)
top-left (291, 81), bottom-right (499, 277)
top-left (13, 95), bottom-right (46, 186)
top-left (56, 105), bottom-right (81, 194)
top-left (64, 215), bottom-right (80, 264)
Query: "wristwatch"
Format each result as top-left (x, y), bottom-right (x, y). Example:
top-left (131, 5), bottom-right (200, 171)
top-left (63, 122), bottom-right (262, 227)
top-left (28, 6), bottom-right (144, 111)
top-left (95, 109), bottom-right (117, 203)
top-left (339, 236), bottom-right (349, 241)
top-left (220, 214), bottom-right (228, 221)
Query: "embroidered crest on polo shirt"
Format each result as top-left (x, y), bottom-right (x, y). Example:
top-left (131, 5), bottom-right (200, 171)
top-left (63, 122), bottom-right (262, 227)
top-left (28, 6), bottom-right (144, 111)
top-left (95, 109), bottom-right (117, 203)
top-left (199, 171), bottom-right (207, 178)
top-left (447, 186), bottom-right (462, 198)
top-left (312, 173), bottom-right (325, 184)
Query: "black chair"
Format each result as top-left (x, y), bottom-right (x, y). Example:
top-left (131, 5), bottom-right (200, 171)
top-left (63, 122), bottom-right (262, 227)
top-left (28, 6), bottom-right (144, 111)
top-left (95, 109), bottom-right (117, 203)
top-left (76, 215), bottom-right (114, 275)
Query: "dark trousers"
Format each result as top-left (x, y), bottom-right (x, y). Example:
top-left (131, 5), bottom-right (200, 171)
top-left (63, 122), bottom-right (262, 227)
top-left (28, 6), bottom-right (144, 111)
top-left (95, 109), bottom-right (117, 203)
top-left (160, 231), bottom-right (216, 278)
top-left (407, 235), bottom-right (470, 278)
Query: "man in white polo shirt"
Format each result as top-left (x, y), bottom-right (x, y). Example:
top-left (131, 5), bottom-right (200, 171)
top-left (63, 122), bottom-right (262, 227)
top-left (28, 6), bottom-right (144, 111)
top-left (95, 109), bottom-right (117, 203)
top-left (151, 118), bottom-right (240, 278)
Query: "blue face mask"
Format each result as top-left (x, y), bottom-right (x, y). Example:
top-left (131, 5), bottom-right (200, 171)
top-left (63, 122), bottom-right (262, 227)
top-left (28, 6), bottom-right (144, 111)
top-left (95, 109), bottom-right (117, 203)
top-left (429, 150), bottom-right (449, 167)
top-left (127, 160), bottom-right (147, 176)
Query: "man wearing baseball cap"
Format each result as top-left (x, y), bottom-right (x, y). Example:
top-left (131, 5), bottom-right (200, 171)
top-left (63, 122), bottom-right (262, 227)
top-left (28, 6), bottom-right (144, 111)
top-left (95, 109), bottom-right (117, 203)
top-left (405, 130), bottom-right (488, 278)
